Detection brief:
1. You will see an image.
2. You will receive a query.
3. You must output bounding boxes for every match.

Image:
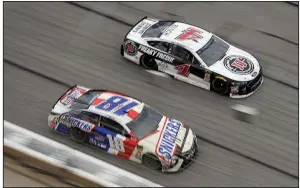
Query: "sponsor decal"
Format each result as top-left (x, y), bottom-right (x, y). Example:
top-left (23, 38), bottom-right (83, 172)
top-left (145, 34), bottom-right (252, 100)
top-left (230, 85), bottom-right (239, 95)
top-left (89, 137), bottom-right (106, 148)
top-left (175, 64), bottom-right (190, 77)
top-left (50, 116), bottom-right (59, 128)
top-left (135, 145), bottom-right (143, 160)
top-left (204, 72), bottom-right (211, 82)
top-left (251, 71), bottom-right (258, 77)
top-left (95, 135), bottom-right (105, 142)
top-left (138, 45), bottom-right (175, 63)
top-left (132, 21), bottom-right (152, 34)
top-left (157, 61), bottom-right (168, 71)
top-left (59, 114), bottom-right (95, 132)
top-left (138, 23), bottom-right (152, 34)
top-left (60, 89), bottom-right (82, 105)
top-left (176, 27), bottom-right (204, 41)
top-left (163, 24), bottom-right (178, 36)
top-left (124, 40), bottom-right (138, 56)
top-left (223, 55), bottom-right (254, 75)
top-left (162, 160), bottom-right (170, 169)
top-left (157, 119), bottom-right (183, 159)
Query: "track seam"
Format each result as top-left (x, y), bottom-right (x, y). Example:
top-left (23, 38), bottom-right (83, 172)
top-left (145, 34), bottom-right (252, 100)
top-left (67, 1), bottom-right (298, 90)
top-left (4, 59), bottom-right (298, 179)
top-left (4, 59), bottom-right (71, 87)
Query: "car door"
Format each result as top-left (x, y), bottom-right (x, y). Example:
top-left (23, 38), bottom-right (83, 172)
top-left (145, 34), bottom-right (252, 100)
top-left (147, 40), bottom-right (176, 73)
top-left (93, 116), bottom-right (138, 159)
top-left (170, 44), bottom-right (211, 90)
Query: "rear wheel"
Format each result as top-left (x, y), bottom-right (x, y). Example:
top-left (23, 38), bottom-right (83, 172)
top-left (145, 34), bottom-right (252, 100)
top-left (211, 77), bottom-right (230, 95)
top-left (142, 153), bottom-right (162, 171)
top-left (70, 127), bottom-right (87, 143)
top-left (140, 55), bottom-right (158, 70)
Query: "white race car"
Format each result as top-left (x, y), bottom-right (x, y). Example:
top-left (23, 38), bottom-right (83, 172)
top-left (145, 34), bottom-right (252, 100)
top-left (48, 85), bottom-right (197, 173)
top-left (121, 16), bottom-right (263, 98)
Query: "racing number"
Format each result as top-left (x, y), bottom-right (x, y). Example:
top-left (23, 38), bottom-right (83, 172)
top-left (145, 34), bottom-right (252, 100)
top-left (107, 134), bottom-right (125, 152)
top-left (175, 64), bottom-right (191, 77)
top-left (96, 96), bottom-right (138, 115)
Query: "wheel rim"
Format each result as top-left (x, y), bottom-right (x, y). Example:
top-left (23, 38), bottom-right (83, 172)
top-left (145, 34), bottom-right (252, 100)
top-left (141, 56), bottom-right (157, 70)
top-left (213, 79), bottom-right (228, 94)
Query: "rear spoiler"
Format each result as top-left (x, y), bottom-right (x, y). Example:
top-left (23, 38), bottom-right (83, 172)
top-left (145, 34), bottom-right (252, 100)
top-left (124, 16), bottom-right (148, 41)
top-left (51, 85), bottom-right (91, 109)
top-left (52, 85), bottom-right (77, 109)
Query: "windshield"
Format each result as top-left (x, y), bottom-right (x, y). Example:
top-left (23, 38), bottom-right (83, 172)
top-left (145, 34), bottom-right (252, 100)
top-left (142, 21), bottom-right (175, 38)
top-left (197, 35), bottom-right (230, 67)
top-left (126, 105), bottom-right (163, 139)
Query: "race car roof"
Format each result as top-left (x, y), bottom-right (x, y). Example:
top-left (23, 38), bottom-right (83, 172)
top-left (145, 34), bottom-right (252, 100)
top-left (159, 22), bottom-right (213, 52)
top-left (88, 91), bottom-right (144, 124)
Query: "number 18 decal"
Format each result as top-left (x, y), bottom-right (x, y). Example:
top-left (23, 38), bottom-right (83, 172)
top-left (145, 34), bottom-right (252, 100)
top-left (175, 64), bottom-right (190, 77)
top-left (107, 135), bottom-right (125, 152)
top-left (96, 96), bottom-right (138, 115)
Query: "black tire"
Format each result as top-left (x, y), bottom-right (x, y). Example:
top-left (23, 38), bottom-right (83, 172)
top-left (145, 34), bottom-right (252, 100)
top-left (140, 54), bottom-right (158, 70)
top-left (211, 77), bottom-right (229, 95)
top-left (142, 153), bottom-right (162, 171)
top-left (70, 127), bottom-right (87, 143)
top-left (120, 44), bottom-right (124, 56)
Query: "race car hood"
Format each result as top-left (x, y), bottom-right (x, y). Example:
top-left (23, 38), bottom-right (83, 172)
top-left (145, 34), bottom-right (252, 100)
top-left (141, 117), bottom-right (195, 160)
top-left (207, 45), bottom-right (261, 82)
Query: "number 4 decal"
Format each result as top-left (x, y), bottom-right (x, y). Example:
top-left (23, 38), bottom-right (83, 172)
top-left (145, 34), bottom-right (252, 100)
top-left (175, 64), bottom-right (191, 77)
top-left (107, 134), bottom-right (125, 152)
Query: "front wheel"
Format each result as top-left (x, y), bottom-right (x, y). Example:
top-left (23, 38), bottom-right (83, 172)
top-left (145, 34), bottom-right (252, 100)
top-left (211, 77), bottom-right (230, 95)
top-left (142, 153), bottom-right (162, 171)
top-left (140, 55), bottom-right (158, 70)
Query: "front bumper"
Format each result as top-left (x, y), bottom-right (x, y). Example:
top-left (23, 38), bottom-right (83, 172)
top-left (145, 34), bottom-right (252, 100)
top-left (163, 135), bottom-right (198, 173)
top-left (230, 71), bottom-right (264, 99)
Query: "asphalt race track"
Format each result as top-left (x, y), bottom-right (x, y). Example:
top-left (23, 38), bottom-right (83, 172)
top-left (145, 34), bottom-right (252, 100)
top-left (4, 2), bottom-right (298, 186)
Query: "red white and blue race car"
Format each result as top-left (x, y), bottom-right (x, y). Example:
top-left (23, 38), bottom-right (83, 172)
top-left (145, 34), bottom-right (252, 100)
top-left (48, 85), bottom-right (197, 172)
top-left (121, 17), bottom-right (263, 98)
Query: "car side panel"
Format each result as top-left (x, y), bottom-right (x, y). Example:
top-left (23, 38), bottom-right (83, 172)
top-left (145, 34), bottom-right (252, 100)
top-left (91, 126), bottom-right (138, 159)
top-left (122, 39), bottom-right (211, 90)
